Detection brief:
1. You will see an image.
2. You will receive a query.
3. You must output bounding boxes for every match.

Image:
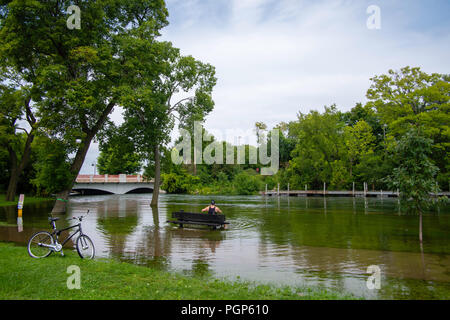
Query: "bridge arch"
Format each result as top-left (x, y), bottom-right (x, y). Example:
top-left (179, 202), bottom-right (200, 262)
top-left (72, 181), bottom-right (155, 195)
top-left (125, 187), bottom-right (154, 194)
top-left (72, 188), bottom-right (114, 196)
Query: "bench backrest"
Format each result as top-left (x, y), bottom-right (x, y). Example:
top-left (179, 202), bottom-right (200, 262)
top-left (172, 211), bottom-right (226, 223)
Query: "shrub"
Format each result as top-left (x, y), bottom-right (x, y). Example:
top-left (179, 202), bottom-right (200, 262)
top-left (161, 172), bottom-right (199, 194)
top-left (233, 172), bottom-right (263, 195)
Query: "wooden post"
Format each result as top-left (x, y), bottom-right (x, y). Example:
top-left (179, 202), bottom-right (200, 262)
top-left (265, 184), bottom-right (268, 195)
top-left (364, 182), bottom-right (367, 197)
top-left (277, 183), bottom-right (280, 196)
top-left (287, 183), bottom-right (290, 196)
top-left (352, 182), bottom-right (355, 197)
top-left (323, 182), bottom-right (326, 196)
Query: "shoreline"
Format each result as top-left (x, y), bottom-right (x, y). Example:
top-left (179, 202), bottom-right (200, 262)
top-left (0, 242), bottom-right (357, 300)
top-left (0, 194), bottom-right (54, 208)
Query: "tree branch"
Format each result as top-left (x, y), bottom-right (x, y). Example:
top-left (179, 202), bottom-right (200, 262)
top-left (167, 97), bottom-right (192, 114)
top-left (16, 127), bottom-right (29, 136)
top-left (89, 99), bottom-right (117, 137)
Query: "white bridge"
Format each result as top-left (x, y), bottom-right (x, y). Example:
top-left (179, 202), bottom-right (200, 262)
top-left (73, 174), bottom-right (155, 195)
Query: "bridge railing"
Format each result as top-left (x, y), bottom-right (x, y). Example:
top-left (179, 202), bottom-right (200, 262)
top-left (76, 174), bottom-right (152, 183)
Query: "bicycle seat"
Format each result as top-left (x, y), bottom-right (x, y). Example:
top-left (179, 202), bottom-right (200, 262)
top-left (48, 217), bottom-right (60, 222)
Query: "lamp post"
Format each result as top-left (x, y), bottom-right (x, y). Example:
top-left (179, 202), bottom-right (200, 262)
top-left (91, 163), bottom-right (96, 176)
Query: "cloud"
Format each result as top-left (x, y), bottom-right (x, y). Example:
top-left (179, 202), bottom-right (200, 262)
top-left (79, 0), bottom-right (450, 173)
top-left (162, 0), bottom-right (449, 131)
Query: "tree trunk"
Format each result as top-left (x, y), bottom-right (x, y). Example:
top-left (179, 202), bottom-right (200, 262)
top-left (5, 168), bottom-right (19, 202)
top-left (5, 146), bottom-right (18, 202)
top-left (51, 134), bottom-right (95, 214)
top-left (51, 100), bottom-right (116, 214)
top-left (5, 130), bottom-right (35, 202)
top-left (151, 144), bottom-right (161, 207)
top-left (419, 210), bottom-right (423, 244)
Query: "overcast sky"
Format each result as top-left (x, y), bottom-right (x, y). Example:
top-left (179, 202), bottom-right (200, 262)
top-left (81, 0), bottom-right (450, 174)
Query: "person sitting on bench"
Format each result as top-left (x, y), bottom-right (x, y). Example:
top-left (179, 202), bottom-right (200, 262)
top-left (202, 200), bottom-right (222, 215)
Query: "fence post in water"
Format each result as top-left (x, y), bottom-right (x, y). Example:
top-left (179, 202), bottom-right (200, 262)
top-left (287, 183), bottom-right (290, 196)
top-left (323, 182), bottom-right (326, 196)
top-left (277, 183), bottom-right (280, 196)
top-left (364, 182), bottom-right (367, 197)
top-left (265, 184), bottom-right (267, 195)
top-left (352, 182), bottom-right (355, 197)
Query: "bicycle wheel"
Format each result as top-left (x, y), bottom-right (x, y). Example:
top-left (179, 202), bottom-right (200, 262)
top-left (27, 231), bottom-right (54, 258)
top-left (76, 235), bottom-right (95, 259)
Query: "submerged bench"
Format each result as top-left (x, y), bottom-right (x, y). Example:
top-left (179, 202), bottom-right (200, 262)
top-left (167, 210), bottom-right (229, 229)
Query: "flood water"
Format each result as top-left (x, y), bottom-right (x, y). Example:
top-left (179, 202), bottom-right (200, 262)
top-left (1, 194), bottom-right (449, 299)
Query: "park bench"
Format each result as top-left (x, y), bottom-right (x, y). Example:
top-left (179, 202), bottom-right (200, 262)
top-left (167, 210), bottom-right (229, 230)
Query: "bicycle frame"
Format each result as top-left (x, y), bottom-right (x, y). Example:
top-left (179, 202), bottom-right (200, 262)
top-left (55, 223), bottom-right (84, 246)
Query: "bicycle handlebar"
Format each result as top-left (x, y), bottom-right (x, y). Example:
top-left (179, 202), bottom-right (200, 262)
top-left (72, 210), bottom-right (90, 221)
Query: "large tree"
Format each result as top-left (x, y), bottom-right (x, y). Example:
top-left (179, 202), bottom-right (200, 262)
top-left (288, 105), bottom-right (347, 189)
top-left (0, 76), bottom-right (36, 201)
top-left (366, 67), bottom-right (450, 189)
top-left (122, 42), bottom-right (216, 206)
top-left (0, 0), bottom-right (169, 212)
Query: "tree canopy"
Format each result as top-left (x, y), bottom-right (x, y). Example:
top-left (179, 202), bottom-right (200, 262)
top-left (0, 0), bottom-right (170, 211)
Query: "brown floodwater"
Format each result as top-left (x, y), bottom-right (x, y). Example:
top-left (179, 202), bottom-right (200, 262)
top-left (1, 194), bottom-right (449, 299)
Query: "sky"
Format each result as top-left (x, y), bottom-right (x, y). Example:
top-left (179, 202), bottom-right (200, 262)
top-left (80, 0), bottom-right (450, 174)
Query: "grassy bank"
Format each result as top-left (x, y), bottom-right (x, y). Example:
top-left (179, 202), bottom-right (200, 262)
top-left (0, 242), bottom-right (357, 300)
top-left (0, 194), bottom-right (54, 207)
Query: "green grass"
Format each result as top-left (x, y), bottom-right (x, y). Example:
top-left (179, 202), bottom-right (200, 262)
top-left (0, 242), bottom-right (357, 300)
top-left (0, 221), bottom-right (18, 227)
top-left (0, 194), bottom-right (54, 207)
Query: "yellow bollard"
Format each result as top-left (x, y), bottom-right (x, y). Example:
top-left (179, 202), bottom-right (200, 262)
top-left (17, 194), bottom-right (24, 232)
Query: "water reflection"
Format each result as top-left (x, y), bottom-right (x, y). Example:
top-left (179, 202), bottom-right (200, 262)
top-left (0, 194), bottom-right (449, 299)
top-left (96, 198), bottom-right (139, 259)
top-left (131, 206), bottom-right (172, 270)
